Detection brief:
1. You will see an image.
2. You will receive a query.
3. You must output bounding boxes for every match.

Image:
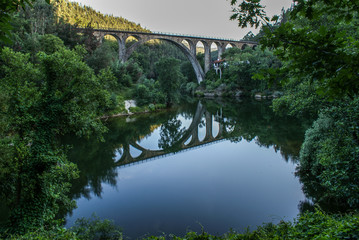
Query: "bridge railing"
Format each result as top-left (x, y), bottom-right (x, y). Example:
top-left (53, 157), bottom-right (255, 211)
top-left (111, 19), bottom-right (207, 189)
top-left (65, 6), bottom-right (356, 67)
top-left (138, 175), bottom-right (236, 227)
top-left (151, 31), bottom-right (239, 42)
top-left (76, 26), bottom-right (257, 43)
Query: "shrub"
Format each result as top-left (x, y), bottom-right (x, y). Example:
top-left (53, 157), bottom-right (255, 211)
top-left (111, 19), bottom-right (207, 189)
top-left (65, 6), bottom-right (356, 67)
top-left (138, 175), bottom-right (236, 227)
top-left (71, 214), bottom-right (122, 240)
top-left (297, 97), bottom-right (359, 209)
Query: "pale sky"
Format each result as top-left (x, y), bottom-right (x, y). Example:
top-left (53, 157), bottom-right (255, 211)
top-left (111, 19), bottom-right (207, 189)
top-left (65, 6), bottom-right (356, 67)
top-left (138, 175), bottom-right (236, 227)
top-left (73, 0), bottom-right (293, 40)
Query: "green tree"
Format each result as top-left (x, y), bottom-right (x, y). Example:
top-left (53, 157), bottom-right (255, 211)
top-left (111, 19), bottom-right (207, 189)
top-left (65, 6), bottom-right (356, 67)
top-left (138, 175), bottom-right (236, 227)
top-left (0, 46), bottom-right (113, 234)
top-left (111, 60), bottom-right (143, 87)
top-left (52, 0), bottom-right (149, 32)
top-left (0, 0), bottom-right (50, 43)
top-left (133, 78), bottom-right (165, 106)
top-left (271, 77), bottom-right (326, 118)
top-left (86, 41), bottom-right (117, 74)
top-left (297, 97), bottom-right (359, 210)
top-left (38, 34), bottom-right (65, 54)
top-left (155, 57), bottom-right (186, 107)
top-left (229, 0), bottom-right (359, 99)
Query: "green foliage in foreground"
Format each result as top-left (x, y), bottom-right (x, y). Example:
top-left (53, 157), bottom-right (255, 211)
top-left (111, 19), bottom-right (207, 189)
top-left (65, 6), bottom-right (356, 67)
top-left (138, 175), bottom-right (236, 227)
top-left (3, 210), bottom-right (359, 240)
top-left (167, 210), bottom-right (359, 240)
top-left (0, 42), bottom-right (116, 234)
top-left (71, 215), bottom-right (122, 240)
top-left (230, 0), bottom-right (359, 100)
top-left (297, 96), bottom-right (359, 210)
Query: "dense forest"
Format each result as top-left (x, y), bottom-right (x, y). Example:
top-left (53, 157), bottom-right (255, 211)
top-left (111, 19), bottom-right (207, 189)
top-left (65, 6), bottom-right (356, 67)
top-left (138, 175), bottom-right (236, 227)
top-left (0, 0), bottom-right (359, 239)
top-left (52, 0), bottom-right (149, 31)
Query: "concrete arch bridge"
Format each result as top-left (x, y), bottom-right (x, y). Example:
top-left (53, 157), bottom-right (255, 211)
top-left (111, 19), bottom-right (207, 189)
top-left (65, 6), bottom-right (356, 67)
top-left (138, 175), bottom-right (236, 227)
top-left (78, 28), bottom-right (257, 83)
top-left (115, 102), bottom-right (237, 168)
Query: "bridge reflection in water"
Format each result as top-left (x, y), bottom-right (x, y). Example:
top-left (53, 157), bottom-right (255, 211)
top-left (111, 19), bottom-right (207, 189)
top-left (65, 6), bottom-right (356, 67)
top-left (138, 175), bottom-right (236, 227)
top-left (115, 102), bottom-right (233, 167)
top-left (64, 99), bottom-right (308, 239)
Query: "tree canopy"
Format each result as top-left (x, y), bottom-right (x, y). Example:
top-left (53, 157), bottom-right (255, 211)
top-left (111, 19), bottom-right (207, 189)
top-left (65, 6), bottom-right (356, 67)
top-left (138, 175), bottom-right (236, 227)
top-left (229, 0), bottom-right (359, 99)
top-left (0, 42), bottom-right (115, 233)
top-left (52, 0), bottom-right (149, 32)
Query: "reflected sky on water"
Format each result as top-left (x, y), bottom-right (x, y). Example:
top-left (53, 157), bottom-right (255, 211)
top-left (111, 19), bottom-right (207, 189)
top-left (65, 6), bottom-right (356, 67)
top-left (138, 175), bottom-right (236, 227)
top-left (64, 99), bottom-right (309, 238)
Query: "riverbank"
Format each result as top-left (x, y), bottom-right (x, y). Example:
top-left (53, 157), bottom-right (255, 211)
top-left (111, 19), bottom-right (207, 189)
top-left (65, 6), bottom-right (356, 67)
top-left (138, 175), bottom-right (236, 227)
top-left (101, 100), bottom-right (167, 119)
top-left (5, 209), bottom-right (358, 240)
top-left (194, 85), bottom-right (283, 99)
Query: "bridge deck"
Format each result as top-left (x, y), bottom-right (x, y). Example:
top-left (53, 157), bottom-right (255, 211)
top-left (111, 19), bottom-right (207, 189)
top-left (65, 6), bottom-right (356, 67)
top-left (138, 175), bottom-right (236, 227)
top-left (80, 27), bottom-right (257, 44)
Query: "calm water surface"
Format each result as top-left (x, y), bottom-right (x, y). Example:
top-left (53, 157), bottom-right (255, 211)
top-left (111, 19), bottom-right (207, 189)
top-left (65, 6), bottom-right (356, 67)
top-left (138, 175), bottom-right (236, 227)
top-left (64, 98), bottom-right (308, 238)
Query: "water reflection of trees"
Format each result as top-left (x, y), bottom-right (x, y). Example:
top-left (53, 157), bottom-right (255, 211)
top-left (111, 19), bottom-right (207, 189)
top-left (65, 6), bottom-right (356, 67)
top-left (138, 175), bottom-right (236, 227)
top-left (62, 105), bottom-right (197, 205)
top-left (203, 99), bottom-right (310, 163)
top-left (158, 118), bottom-right (186, 150)
top-left (61, 99), bottom-right (310, 218)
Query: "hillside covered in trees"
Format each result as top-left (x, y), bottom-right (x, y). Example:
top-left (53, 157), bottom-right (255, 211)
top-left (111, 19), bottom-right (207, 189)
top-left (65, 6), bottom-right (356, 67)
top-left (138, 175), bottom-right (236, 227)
top-left (52, 0), bottom-right (149, 31)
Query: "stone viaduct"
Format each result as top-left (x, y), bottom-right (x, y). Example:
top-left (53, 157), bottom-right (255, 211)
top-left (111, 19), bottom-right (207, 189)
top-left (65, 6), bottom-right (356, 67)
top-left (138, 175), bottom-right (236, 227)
top-left (77, 28), bottom-right (257, 83)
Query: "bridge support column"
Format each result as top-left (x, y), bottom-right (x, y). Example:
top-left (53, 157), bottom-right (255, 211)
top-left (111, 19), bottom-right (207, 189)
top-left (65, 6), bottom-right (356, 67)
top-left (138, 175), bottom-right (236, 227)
top-left (93, 32), bottom-right (104, 44)
top-left (117, 144), bottom-right (134, 165)
top-left (118, 36), bottom-right (127, 63)
top-left (204, 43), bottom-right (211, 73)
top-left (189, 41), bottom-right (196, 57)
top-left (217, 122), bottom-right (224, 137)
top-left (204, 111), bottom-right (213, 141)
top-left (217, 44), bottom-right (225, 60)
top-left (188, 126), bottom-right (199, 145)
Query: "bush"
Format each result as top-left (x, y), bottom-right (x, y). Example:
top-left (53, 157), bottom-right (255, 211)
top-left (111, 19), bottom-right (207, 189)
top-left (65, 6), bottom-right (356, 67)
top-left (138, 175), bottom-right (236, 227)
top-left (132, 78), bottom-right (165, 106)
top-left (144, 210), bottom-right (359, 240)
top-left (148, 103), bottom-right (155, 111)
top-left (195, 91), bottom-right (204, 97)
top-left (71, 214), bottom-right (122, 240)
top-left (297, 96), bottom-right (359, 209)
top-left (85, 42), bottom-right (117, 74)
top-left (182, 82), bottom-right (198, 95)
top-left (154, 104), bottom-right (166, 110)
top-left (2, 220), bottom-right (78, 240)
top-left (129, 106), bottom-right (143, 113)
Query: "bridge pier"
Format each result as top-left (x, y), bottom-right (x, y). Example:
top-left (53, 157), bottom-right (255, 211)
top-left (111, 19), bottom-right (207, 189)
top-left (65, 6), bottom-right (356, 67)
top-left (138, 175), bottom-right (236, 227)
top-left (204, 43), bottom-right (211, 74)
top-left (204, 111), bottom-right (214, 141)
top-left (188, 40), bottom-right (196, 57)
top-left (217, 44), bottom-right (225, 60)
top-left (118, 37), bottom-right (126, 63)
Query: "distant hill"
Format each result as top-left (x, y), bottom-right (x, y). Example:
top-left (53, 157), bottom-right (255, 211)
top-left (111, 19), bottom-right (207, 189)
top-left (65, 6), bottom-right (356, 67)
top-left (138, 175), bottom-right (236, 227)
top-left (51, 0), bottom-right (150, 32)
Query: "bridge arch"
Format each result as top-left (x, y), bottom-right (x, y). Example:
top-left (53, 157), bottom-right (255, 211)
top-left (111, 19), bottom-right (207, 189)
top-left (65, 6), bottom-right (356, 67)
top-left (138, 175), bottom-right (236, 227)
top-left (181, 39), bottom-right (195, 52)
top-left (195, 40), bottom-right (211, 73)
top-left (241, 43), bottom-right (249, 50)
top-left (125, 34), bottom-right (141, 41)
top-left (100, 33), bottom-right (120, 42)
top-left (125, 35), bottom-right (140, 48)
top-left (225, 43), bottom-right (234, 49)
top-left (124, 37), bottom-right (205, 83)
top-left (210, 42), bottom-right (218, 59)
top-left (211, 41), bottom-right (225, 60)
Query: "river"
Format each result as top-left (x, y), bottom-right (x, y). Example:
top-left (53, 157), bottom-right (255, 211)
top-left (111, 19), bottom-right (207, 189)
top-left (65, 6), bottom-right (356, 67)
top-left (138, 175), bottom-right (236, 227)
top-left (63, 98), bottom-right (309, 238)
